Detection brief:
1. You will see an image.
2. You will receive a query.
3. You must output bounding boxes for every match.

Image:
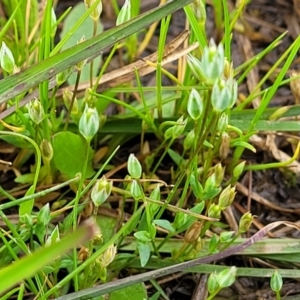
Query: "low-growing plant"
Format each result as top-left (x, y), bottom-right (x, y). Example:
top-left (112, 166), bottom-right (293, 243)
top-left (0, 0), bottom-right (300, 299)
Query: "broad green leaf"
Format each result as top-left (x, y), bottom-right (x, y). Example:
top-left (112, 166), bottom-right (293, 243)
top-left (96, 215), bottom-right (117, 243)
top-left (109, 283), bottom-right (147, 300)
top-left (52, 131), bottom-right (95, 178)
top-left (136, 241), bottom-right (151, 267)
top-left (60, 2), bottom-right (103, 85)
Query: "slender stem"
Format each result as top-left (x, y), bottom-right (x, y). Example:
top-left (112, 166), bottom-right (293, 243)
top-left (64, 70), bottom-right (81, 130)
top-left (72, 139), bottom-right (90, 291)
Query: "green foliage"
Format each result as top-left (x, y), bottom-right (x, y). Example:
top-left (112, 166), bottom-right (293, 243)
top-left (52, 131), bottom-right (95, 178)
top-left (0, 0), bottom-right (300, 299)
top-left (59, 2), bottom-right (103, 85)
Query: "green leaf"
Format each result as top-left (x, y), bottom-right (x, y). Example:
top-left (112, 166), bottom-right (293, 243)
top-left (37, 203), bottom-right (51, 226)
top-left (167, 148), bottom-right (184, 166)
top-left (173, 202), bottom-right (205, 232)
top-left (153, 219), bottom-right (175, 233)
top-left (231, 140), bottom-right (256, 152)
top-left (35, 222), bottom-right (46, 244)
top-left (60, 2), bottom-right (103, 85)
top-left (52, 131), bottom-right (95, 178)
top-left (15, 165), bottom-right (47, 184)
top-left (134, 231), bottom-right (151, 242)
top-left (109, 283), bottom-right (147, 300)
top-left (96, 215), bottom-right (117, 243)
top-left (137, 241), bottom-right (151, 267)
top-left (19, 185), bottom-right (35, 216)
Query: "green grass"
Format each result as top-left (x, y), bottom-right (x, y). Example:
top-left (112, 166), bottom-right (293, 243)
top-left (0, 0), bottom-right (299, 299)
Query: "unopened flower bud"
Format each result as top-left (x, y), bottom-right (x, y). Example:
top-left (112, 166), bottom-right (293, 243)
top-left (270, 270), bottom-right (283, 292)
top-left (79, 104), bottom-right (99, 141)
top-left (183, 129), bottom-right (195, 151)
top-left (128, 154), bottom-right (142, 179)
top-left (27, 98), bottom-right (45, 124)
top-left (130, 180), bottom-right (143, 200)
top-left (184, 221), bottom-right (202, 242)
top-left (173, 116), bottom-right (187, 139)
top-left (91, 176), bottom-right (112, 207)
top-left (116, 0), bottom-right (131, 25)
top-left (211, 77), bottom-right (237, 112)
top-left (238, 212), bottom-right (253, 233)
top-left (208, 203), bottom-right (221, 219)
top-left (233, 161), bottom-right (246, 180)
top-left (214, 163), bottom-right (225, 186)
top-left (187, 89), bottom-right (203, 121)
top-left (218, 185), bottom-right (236, 209)
top-left (40, 139), bottom-right (53, 162)
top-left (217, 266), bottom-right (237, 288)
top-left (217, 113), bottom-right (229, 133)
top-left (207, 272), bottom-right (219, 293)
top-left (0, 41), bottom-right (15, 73)
top-left (220, 231), bottom-right (234, 242)
top-left (219, 132), bottom-right (230, 159)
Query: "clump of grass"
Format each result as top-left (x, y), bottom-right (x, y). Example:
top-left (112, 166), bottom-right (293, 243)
top-left (0, 0), bottom-right (300, 299)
